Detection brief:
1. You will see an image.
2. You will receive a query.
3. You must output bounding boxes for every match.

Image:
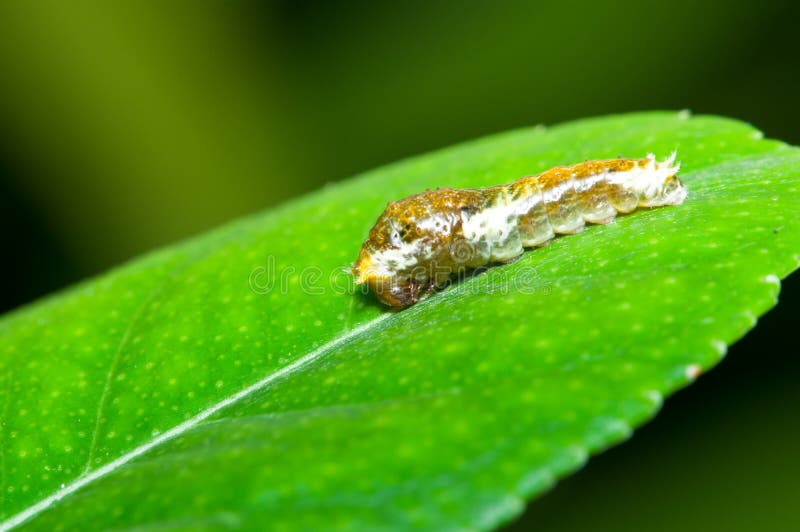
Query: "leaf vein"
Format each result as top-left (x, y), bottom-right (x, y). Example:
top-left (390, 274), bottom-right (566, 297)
top-left (82, 285), bottom-right (167, 474)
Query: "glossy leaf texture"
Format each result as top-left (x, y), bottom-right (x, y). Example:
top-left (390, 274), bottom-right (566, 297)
top-left (1, 112), bottom-right (799, 531)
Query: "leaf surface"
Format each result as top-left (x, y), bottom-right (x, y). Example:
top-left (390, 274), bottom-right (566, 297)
top-left (2, 112), bottom-right (799, 530)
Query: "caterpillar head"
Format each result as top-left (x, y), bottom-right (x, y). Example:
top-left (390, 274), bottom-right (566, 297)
top-left (352, 192), bottom-right (461, 306)
top-left (351, 208), bottom-right (424, 306)
top-left (352, 249), bottom-right (427, 307)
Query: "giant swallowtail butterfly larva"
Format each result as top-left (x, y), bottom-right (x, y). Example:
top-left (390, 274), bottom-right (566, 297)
top-left (353, 153), bottom-right (686, 306)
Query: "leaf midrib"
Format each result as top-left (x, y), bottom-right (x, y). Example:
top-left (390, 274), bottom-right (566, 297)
top-left (0, 312), bottom-right (394, 531)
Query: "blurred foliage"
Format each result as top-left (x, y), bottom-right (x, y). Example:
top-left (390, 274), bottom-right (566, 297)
top-left (1, 0), bottom-right (799, 297)
top-left (1, 1), bottom-right (798, 529)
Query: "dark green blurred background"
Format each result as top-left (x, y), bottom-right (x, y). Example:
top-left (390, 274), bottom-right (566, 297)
top-left (1, 1), bottom-right (798, 529)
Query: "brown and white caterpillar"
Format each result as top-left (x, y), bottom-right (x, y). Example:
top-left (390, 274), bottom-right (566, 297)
top-left (353, 153), bottom-right (686, 306)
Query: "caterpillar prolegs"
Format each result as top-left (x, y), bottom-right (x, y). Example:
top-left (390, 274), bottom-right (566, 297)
top-left (353, 153), bottom-right (686, 307)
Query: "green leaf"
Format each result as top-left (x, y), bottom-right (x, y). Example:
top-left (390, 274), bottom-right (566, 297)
top-left (1, 112), bottom-right (799, 531)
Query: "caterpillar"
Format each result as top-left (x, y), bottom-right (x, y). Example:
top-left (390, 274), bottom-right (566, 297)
top-left (353, 153), bottom-right (686, 307)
